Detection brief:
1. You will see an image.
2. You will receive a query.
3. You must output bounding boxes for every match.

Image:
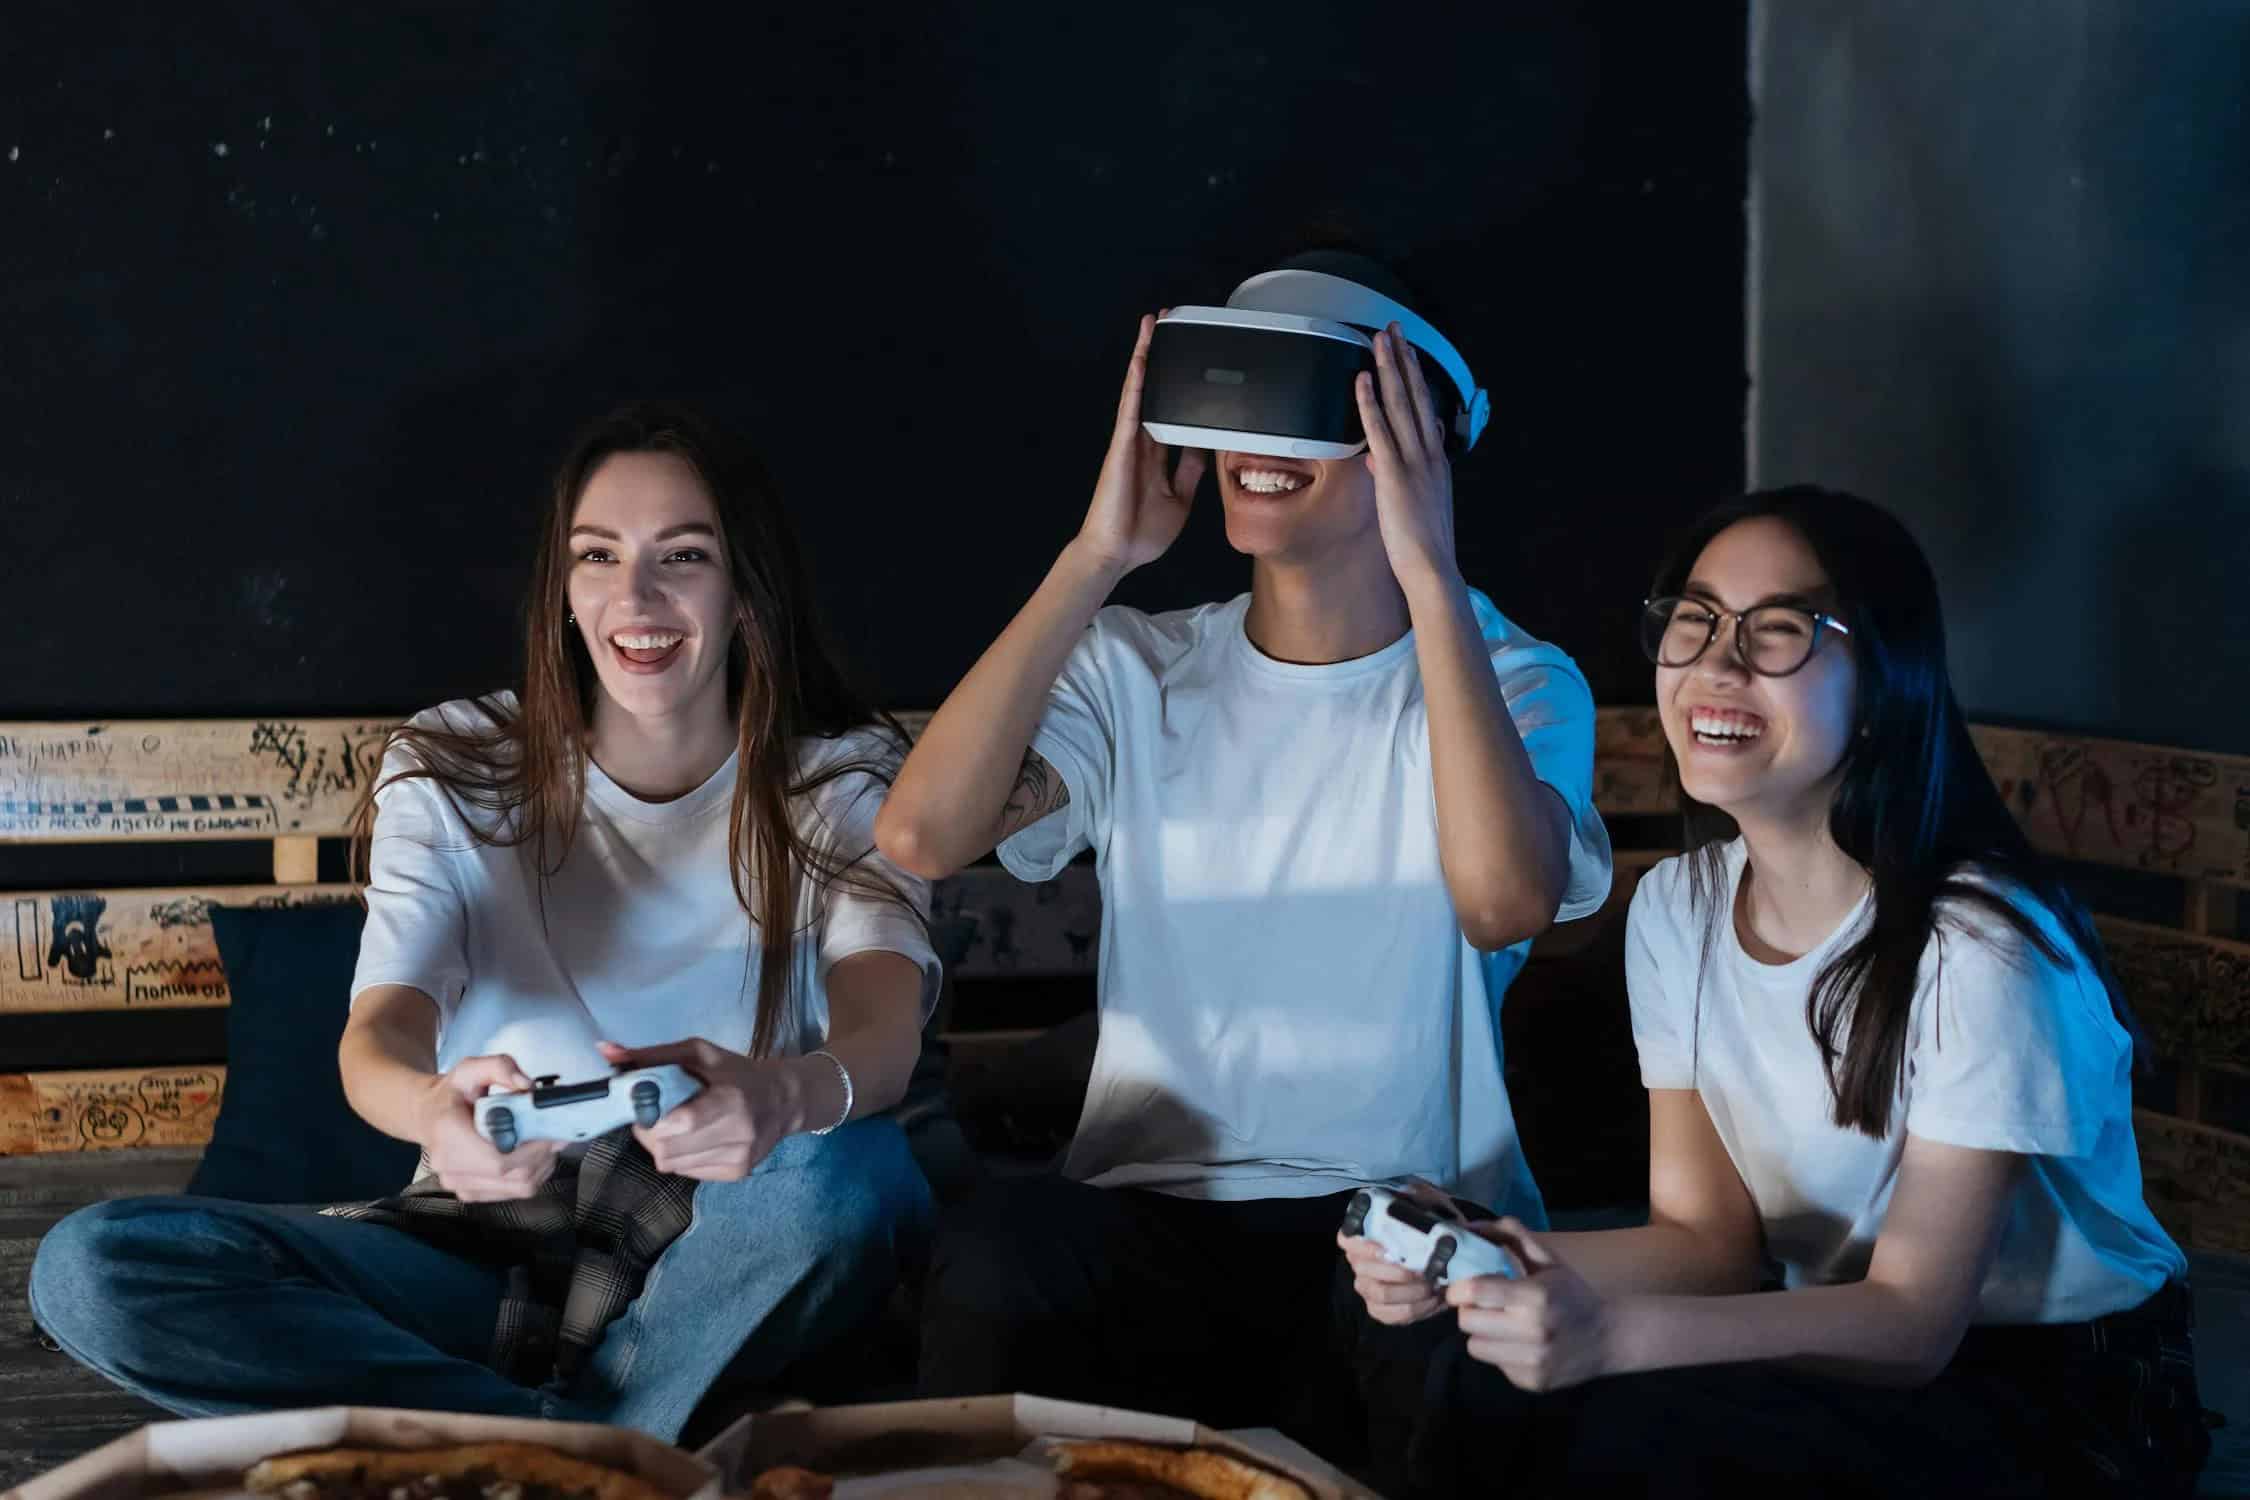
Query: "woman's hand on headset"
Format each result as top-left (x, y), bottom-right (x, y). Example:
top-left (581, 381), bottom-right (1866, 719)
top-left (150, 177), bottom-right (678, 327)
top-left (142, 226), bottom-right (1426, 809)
top-left (1075, 313), bottom-right (1208, 575)
top-left (1358, 322), bottom-right (1459, 590)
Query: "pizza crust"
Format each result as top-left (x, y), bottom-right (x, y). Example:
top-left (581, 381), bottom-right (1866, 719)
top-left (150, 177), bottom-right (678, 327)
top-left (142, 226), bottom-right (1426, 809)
top-left (748, 1466), bottom-right (834, 1500)
top-left (1050, 1442), bottom-right (1311, 1500)
top-left (244, 1442), bottom-right (674, 1500)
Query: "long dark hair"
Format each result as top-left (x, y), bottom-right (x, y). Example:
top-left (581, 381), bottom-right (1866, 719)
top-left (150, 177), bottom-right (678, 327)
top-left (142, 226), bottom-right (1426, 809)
top-left (1657, 486), bottom-right (2140, 1138)
top-left (352, 400), bottom-right (920, 1058)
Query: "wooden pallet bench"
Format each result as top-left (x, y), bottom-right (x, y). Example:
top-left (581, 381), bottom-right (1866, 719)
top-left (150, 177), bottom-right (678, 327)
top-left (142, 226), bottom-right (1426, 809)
top-left (2, 712), bottom-right (2243, 1250)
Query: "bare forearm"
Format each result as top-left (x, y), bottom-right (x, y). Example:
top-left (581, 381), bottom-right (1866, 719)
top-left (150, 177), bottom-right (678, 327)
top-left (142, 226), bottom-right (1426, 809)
top-left (1540, 1221), bottom-right (1764, 1300)
top-left (879, 541), bottom-right (1119, 877)
top-left (780, 1012), bottom-right (918, 1132)
top-left (1402, 568), bottom-right (1569, 947)
top-left (338, 1007), bottom-right (440, 1145)
top-left (1608, 1280), bottom-right (1961, 1386)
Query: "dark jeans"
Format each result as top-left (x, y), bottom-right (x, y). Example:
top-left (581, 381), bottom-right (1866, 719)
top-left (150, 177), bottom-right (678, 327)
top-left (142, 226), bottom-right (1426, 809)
top-left (1346, 1279), bottom-right (2213, 1498)
top-left (918, 1175), bottom-right (1364, 1444)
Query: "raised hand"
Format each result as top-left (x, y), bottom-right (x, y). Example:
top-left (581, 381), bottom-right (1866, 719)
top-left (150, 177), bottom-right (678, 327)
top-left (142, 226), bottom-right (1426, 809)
top-left (1075, 314), bottom-right (1209, 574)
top-left (1355, 323), bottom-right (1459, 590)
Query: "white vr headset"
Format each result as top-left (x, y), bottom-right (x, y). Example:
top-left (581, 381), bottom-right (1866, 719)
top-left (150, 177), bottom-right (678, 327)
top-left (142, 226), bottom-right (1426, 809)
top-left (1140, 266), bottom-right (1490, 461)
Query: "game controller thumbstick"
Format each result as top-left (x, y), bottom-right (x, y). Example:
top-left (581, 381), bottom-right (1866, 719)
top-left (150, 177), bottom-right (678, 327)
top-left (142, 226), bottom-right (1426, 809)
top-left (1425, 1235), bottom-right (1457, 1287)
top-left (1342, 1190), bottom-right (1373, 1239)
top-left (485, 1105), bottom-right (518, 1154)
top-left (630, 1078), bottom-right (662, 1129)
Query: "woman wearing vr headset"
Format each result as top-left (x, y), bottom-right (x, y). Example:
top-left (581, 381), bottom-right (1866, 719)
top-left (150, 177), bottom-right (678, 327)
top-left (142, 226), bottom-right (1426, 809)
top-left (878, 254), bottom-right (1613, 1434)
top-left (33, 401), bottom-right (940, 1440)
top-left (1341, 490), bottom-right (2209, 1497)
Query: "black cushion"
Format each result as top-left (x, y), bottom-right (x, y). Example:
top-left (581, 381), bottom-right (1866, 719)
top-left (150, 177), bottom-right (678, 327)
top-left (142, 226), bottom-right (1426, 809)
top-left (185, 902), bottom-right (420, 1204)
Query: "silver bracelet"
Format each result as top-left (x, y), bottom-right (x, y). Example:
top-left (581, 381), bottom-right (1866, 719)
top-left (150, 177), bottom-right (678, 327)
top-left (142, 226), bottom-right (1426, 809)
top-left (807, 1048), bottom-right (853, 1136)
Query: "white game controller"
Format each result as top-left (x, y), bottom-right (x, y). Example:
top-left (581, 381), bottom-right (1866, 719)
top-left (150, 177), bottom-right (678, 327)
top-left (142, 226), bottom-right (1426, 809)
top-left (473, 1065), bottom-right (704, 1153)
top-left (1341, 1185), bottom-right (1522, 1287)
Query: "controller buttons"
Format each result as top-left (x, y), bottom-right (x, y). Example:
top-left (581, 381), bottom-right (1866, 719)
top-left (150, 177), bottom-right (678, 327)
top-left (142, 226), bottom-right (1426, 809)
top-left (1341, 1190), bottom-right (1372, 1239)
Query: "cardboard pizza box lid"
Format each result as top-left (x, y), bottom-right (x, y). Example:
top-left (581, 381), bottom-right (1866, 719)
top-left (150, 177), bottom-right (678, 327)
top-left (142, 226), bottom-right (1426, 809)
top-left (695, 1393), bottom-right (1383, 1498)
top-left (4, 1407), bottom-right (718, 1500)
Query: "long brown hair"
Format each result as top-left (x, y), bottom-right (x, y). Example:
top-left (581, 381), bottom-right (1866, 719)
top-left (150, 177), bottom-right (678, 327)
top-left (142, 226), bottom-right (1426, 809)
top-left (352, 400), bottom-right (920, 1058)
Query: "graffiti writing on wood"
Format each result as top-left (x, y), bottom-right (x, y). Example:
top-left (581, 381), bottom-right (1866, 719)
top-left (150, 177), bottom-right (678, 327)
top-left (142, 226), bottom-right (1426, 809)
top-left (249, 721), bottom-right (377, 809)
top-left (45, 896), bottom-right (113, 988)
top-left (2035, 745), bottom-right (2215, 871)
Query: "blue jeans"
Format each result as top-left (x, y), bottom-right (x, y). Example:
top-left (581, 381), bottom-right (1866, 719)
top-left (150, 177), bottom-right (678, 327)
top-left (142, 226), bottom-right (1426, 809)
top-left (28, 1118), bottom-right (931, 1442)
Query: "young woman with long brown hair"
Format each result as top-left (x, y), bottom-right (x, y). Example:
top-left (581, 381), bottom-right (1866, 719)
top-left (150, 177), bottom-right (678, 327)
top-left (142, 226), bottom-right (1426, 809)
top-left (33, 401), bottom-right (940, 1440)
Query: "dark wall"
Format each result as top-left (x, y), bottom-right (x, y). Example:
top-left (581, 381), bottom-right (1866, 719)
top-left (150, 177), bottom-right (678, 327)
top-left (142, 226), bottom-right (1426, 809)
top-left (3, 3), bottom-right (1746, 720)
top-left (1751, 1), bottom-right (2250, 752)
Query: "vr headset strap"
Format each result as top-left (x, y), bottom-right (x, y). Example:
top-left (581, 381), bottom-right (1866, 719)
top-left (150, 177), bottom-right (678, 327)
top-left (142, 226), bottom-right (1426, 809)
top-left (1228, 269), bottom-right (1491, 450)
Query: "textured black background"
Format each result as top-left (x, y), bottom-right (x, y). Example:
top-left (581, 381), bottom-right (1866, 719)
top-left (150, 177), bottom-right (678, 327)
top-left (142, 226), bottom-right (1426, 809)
top-left (0, 2), bottom-right (1748, 720)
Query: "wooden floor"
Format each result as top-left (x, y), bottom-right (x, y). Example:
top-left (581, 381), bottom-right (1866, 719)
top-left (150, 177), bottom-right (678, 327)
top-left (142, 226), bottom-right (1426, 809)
top-left (0, 1149), bottom-right (195, 1486)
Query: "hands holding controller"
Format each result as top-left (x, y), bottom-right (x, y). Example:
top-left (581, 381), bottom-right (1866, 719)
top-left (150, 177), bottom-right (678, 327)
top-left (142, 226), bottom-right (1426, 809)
top-left (413, 1037), bottom-right (812, 1201)
top-left (594, 1038), bottom-right (806, 1180)
top-left (1339, 1184), bottom-right (1619, 1393)
top-left (411, 1054), bottom-right (562, 1203)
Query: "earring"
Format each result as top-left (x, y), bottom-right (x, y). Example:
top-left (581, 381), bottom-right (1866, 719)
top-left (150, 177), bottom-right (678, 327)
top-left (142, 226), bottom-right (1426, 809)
top-left (566, 612), bottom-right (576, 624)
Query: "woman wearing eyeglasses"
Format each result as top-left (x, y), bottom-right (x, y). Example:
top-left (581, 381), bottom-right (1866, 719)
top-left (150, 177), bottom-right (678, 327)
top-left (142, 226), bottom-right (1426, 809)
top-left (1339, 488), bottom-right (2210, 1497)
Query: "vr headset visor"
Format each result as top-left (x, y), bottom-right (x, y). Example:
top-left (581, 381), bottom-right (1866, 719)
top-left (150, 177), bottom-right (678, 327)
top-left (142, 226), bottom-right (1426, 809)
top-left (1140, 267), bottom-right (1490, 461)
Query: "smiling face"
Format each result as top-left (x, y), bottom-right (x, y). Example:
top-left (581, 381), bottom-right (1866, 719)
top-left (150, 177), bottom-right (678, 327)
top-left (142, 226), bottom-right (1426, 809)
top-left (1215, 449), bottom-right (1383, 562)
top-left (564, 450), bottom-right (738, 733)
top-left (1655, 516), bottom-right (1860, 827)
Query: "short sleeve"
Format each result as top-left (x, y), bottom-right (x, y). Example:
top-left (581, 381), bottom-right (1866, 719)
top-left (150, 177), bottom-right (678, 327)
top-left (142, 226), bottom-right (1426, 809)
top-left (811, 768), bottom-right (943, 1026)
top-left (1903, 902), bottom-right (2123, 1158)
top-left (1624, 867), bottom-right (1697, 1090)
top-left (997, 615), bottom-right (1118, 883)
top-left (1487, 637), bottom-right (1612, 922)
top-left (349, 762), bottom-right (471, 1022)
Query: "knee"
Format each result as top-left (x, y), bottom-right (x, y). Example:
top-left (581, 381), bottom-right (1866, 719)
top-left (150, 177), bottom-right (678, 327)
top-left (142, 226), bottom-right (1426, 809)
top-left (30, 1197), bottom-right (206, 1361)
top-left (818, 1120), bottom-right (933, 1248)
top-left (741, 1120), bottom-right (934, 1271)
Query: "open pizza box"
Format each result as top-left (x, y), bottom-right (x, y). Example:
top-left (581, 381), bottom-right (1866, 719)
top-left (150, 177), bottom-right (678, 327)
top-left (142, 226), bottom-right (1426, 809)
top-left (2, 1408), bottom-right (719, 1500)
top-left (694, 1394), bottom-right (1385, 1498)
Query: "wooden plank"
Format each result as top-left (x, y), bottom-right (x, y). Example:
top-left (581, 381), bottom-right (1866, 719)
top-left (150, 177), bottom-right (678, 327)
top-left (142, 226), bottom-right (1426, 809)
top-left (0, 885), bottom-right (355, 1014)
top-left (1973, 725), bottom-right (2250, 888)
top-left (1592, 707), bottom-right (1675, 816)
top-left (1575, 715), bottom-right (2250, 885)
top-left (2135, 1108), bottom-right (2250, 1255)
top-left (2094, 916), bottom-right (2250, 1071)
top-left (0, 1081), bottom-right (32, 1157)
top-left (273, 835), bottom-right (320, 885)
top-left (0, 719), bottom-right (394, 843)
top-left (0, 1065), bottom-right (225, 1155)
top-left (904, 706), bottom-right (1688, 817)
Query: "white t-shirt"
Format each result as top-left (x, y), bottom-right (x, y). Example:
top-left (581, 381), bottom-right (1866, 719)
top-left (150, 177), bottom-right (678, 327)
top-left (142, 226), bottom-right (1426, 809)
top-left (1000, 591), bottom-right (1612, 1213)
top-left (352, 696), bottom-right (941, 1082)
top-left (1627, 839), bottom-right (2185, 1325)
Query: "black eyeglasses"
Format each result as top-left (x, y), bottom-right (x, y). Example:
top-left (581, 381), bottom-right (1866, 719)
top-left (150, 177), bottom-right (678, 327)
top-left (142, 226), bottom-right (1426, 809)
top-left (1639, 595), bottom-right (1852, 677)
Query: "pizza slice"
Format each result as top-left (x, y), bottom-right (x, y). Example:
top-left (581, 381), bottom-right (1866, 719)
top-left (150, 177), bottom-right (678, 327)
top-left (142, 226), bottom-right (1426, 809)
top-left (1051, 1441), bottom-right (1313, 1500)
top-left (244, 1441), bottom-right (674, 1500)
